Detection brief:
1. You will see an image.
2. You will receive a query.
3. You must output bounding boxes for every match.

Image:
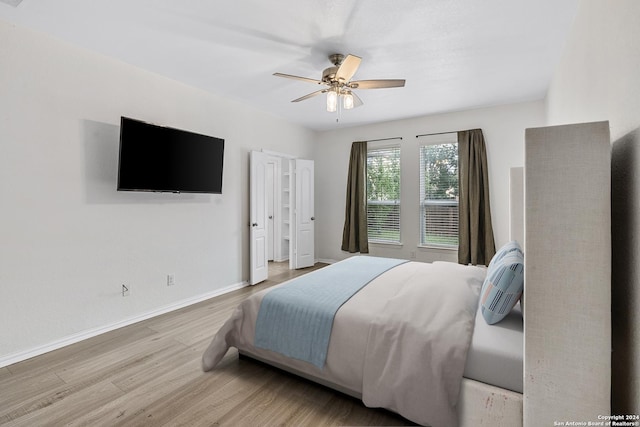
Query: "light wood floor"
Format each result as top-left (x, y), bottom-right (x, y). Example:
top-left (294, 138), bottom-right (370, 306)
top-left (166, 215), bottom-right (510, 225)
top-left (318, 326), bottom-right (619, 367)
top-left (0, 262), bottom-right (414, 426)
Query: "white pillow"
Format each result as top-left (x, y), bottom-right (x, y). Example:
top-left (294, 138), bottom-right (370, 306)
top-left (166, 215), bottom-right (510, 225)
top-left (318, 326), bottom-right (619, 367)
top-left (480, 241), bottom-right (524, 325)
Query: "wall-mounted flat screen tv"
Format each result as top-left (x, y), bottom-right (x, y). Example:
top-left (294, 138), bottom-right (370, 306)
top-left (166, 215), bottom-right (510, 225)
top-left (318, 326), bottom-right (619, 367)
top-left (117, 117), bottom-right (224, 194)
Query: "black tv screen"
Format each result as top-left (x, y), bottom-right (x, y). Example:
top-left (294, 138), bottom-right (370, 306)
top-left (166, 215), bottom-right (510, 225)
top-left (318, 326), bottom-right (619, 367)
top-left (117, 117), bottom-right (224, 194)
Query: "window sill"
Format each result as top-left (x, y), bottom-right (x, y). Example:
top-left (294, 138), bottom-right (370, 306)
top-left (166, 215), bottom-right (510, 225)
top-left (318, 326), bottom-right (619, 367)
top-left (417, 244), bottom-right (458, 252)
top-left (369, 240), bottom-right (403, 248)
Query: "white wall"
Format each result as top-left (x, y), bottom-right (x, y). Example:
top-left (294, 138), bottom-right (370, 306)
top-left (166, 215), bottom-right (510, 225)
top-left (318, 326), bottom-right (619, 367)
top-left (314, 101), bottom-right (545, 263)
top-left (0, 20), bottom-right (316, 364)
top-left (545, 0), bottom-right (640, 414)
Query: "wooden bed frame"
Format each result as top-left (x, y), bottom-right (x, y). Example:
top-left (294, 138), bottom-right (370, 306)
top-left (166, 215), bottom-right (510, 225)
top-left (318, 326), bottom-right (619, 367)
top-left (241, 121), bottom-right (612, 426)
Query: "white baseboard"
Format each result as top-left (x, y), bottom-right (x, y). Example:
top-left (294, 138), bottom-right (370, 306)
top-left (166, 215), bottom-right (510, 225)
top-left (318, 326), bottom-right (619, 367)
top-left (317, 258), bottom-right (338, 264)
top-left (0, 281), bottom-right (248, 369)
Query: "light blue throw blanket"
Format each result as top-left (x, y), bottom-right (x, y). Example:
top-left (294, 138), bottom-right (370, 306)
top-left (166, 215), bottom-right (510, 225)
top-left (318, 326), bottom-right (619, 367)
top-left (254, 256), bottom-right (408, 369)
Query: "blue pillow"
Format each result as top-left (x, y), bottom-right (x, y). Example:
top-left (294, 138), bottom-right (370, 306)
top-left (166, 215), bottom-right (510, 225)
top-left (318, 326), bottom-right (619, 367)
top-left (480, 241), bottom-right (524, 325)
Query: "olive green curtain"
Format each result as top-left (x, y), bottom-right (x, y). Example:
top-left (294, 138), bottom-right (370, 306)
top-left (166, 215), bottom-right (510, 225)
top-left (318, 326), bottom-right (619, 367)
top-left (341, 141), bottom-right (369, 253)
top-left (458, 129), bottom-right (496, 266)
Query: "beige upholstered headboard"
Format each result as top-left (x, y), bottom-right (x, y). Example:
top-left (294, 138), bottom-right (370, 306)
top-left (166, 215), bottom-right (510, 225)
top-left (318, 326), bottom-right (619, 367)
top-left (524, 121), bottom-right (611, 425)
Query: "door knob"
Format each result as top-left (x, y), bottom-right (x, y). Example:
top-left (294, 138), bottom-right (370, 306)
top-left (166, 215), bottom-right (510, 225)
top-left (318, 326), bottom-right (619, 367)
top-left (252, 223), bottom-right (258, 227)
top-left (269, 215), bottom-right (273, 219)
top-left (311, 217), bottom-right (315, 221)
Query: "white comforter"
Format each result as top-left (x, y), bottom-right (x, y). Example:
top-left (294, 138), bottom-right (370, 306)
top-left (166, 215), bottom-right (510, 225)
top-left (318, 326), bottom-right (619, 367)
top-left (202, 260), bottom-right (485, 427)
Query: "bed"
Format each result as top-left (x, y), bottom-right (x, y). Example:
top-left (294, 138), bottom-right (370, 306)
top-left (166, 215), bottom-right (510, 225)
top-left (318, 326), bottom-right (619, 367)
top-left (202, 121), bottom-right (611, 426)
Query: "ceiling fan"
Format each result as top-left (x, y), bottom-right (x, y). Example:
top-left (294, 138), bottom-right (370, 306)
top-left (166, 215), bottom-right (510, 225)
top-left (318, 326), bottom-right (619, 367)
top-left (273, 54), bottom-right (406, 112)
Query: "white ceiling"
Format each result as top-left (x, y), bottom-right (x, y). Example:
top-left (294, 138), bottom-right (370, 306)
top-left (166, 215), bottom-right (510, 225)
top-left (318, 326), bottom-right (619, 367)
top-left (0, 0), bottom-right (579, 131)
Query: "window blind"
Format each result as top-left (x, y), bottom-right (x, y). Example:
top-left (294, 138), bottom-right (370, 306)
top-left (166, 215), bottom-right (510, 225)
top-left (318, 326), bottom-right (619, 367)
top-left (419, 143), bottom-right (459, 247)
top-left (366, 145), bottom-right (401, 243)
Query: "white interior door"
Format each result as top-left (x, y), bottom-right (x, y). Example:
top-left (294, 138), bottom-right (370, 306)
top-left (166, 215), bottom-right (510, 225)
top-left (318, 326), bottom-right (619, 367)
top-left (294, 159), bottom-right (314, 269)
top-left (250, 151), bottom-right (269, 285)
top-left (266, 161), bottom-right (275, 261)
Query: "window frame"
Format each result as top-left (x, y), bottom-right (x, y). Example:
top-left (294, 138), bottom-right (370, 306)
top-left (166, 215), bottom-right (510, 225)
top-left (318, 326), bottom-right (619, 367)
top-left (418, 135), bottom-right (459, 250)
top-left (366, 141), bottom-right (402, 245)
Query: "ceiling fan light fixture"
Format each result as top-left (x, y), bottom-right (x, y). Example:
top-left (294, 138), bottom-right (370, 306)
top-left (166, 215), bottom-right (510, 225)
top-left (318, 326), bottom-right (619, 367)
top-left (326, 89), bottom-right (338, 112)
top-left (343, 91), bottom-right (354, 110)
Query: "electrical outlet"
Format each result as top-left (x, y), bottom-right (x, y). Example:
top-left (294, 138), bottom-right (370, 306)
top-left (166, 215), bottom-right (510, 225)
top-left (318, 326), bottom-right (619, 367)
top-left (122, 284), bottom-right (130, 297)
top-left (167, 274), bottom-right (175, 286)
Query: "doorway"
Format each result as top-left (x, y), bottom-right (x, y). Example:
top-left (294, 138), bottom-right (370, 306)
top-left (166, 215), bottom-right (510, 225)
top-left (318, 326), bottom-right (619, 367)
top-left (250, 150), bottom-right (315, 285)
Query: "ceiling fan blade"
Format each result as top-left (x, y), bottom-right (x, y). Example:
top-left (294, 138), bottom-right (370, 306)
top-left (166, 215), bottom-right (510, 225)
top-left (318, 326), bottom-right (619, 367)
top-left (349, 79), bottom-right (406, 89)
top-left (273, 72), bottom-right (323, 85)
top-left (335, 54), bottom-right (362, 82)
top-left (291, 89), bottom-right (328, 102)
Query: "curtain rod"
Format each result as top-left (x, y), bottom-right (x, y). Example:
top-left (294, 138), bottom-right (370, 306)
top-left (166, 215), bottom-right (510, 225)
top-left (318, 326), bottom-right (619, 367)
top-left (366, 136), bottom-right (403, 143)
top-left (415, 131), bottom-right (458, 138)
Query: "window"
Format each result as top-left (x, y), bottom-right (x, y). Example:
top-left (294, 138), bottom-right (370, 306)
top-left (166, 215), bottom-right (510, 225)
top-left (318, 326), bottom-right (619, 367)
top-left (367, 145), bottom-right (401, 243)
top-left (419, 142), bottom-right (458, 248)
